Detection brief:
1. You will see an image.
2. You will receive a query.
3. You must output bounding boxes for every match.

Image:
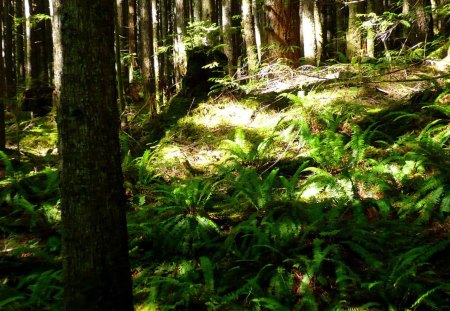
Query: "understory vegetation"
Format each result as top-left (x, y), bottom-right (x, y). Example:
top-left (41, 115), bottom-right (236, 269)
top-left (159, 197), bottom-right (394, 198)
top-left (1, 58), bottom-right (450, 310)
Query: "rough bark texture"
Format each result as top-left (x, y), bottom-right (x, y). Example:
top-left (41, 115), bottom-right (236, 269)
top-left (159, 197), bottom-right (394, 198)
top-left (346, 1), bottom-right (363, 60)
top-left (4, 0), bottom-right (16, 97)
top-left (265, 0), bottom-right (301, 66)
top-left (241, 0), bottom-right (258, 74)
top-left (175, 0), bottom-right (187, 86)
top-left (0, 1), bottom-right (6, 150)
top-left (222, 0), bottom-right (235, 75)
top-left (140, 0), bottom-right (157, 116)
top-left (52, 0), bottom-right (134, 310)
top-left (409, 0), bottom-right (432, 46)
top-left (15, 0), bottom-right (26, 83)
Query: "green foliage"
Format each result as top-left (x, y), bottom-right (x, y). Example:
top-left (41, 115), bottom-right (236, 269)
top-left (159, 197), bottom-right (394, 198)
top-left (185, 21), bottom-right (221, 50)
top-left (221, 128), bottom-right (276, 169)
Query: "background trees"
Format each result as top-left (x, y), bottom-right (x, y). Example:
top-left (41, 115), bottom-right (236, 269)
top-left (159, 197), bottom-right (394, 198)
top-left (0, 0), bottom-right (449, 125)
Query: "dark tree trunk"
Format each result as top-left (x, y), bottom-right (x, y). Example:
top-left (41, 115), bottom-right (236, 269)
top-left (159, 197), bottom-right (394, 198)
top-left (15, 0), bottom-right (26, 84)
top-left (52, 0), bottom-right (134, 309)
top-left (222, 0), bottom-right (236, 75)
top-left (4, 0), bottom-right (16, 98)
top-left (140, 0), bottom-right (157, 116)
top-left (0, 1), bottom-right (6, 150)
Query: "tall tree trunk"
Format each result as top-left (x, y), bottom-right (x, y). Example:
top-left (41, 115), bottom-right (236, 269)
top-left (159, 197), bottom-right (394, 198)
top-left (366, 0), bottom-right (382, 57)
top-left (115, 0), bottom-right (127, 127)
top-left (160, 0), bottom-right (171, 101)
top-left (116, 0), bottom-right (129, 90)
top-left (140, 0), bottom-right (157, 116)
top-left (266, 0), bottom-right (301, 66)
top-left (15, 0), bottom-right (26, 84)
top-left (302, 0), bottom-right (317, 65)
top-left (314, 0), bottom-right (323, 64)
top-left (4, 0), bottom-right (16, 98)
top-left (128, 0), bottom-right (137, 83)
top-left (193, 0), bottom-right (201, 22)
top-left (152, 0), bottom-right (160, 106)
top-left (335, 2), bottom-right (347, 57)
top-left (346, 1), bottom-right (363, 60)
top-left (174, 0), bottom-right (187, 88)
top-left (241, 0), bottom-right (258, 74)
top-left (25, 0), bottom-right (44, 87)
top-left (202, 0), bottom-right (213, 22)
top-left (252, 0), bottom-right (262, 62)
top-left (42, 0), bottom-right (52, 84)
top-left (222, 0), bottom-right (236, 75)
top-left (52, 0), bottom-right (134, 309)
top-left (0, 1), bottom-right (6, 150)
top-left (404, 0), bottom-right (432, 46)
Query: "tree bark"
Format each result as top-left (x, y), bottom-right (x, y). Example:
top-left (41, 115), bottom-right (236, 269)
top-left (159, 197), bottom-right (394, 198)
top-left (346, 1), bottom-right (363, 60)
top-left (140, 0), bottom-right (157, 116)
top-left (174, 0), bottom-right (187, 88)
top-left (302, 0), bottom-right (317, 65)
top-left (314, 0), bottom-right (323, 64)
top-left (128, 0), bottom-right (137, 83)
top-left (152, 0), bottom-right (160, 106)
top-left (4, 0), bottom-right (16, 97)
top-left (265, 0), bottom-right (301, 66)
top-left (241, 0), bottom-right (258, 74)
top-left (222, 0), bottom-right (236, 75)
top-left (52, 0), bottom-right (134, 309)
top-left (15, 0), bottom-right (26, 84)
top-left (366, 0), bottom-right (382, 57)
top-left (0, 1), bottom-right (6, 150)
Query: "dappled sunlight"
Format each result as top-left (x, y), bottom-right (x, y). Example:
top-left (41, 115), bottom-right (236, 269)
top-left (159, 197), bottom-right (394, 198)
top-left (193, 102), bottom-right (255, 127)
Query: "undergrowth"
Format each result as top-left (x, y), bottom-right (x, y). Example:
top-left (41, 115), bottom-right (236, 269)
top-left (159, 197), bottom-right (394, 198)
top-left (1, 65), bottom-right (450, 310)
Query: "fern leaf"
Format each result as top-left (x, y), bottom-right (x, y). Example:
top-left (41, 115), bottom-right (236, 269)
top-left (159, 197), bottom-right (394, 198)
top-left (200, 256), bottom-right (215, 291)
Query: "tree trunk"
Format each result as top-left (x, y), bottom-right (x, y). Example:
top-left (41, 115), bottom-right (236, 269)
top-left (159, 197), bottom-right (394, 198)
top-left (202, 0), bottom-right (213, 22)
top-left (241, 0), bottom-right (258, 74)
top-left (266, 0), bottom-right (301, 66)
top-left (174, 0), bottom-right (187, 88)
top-left (115, 0), bottom-right (127, 127)
top-left (366, 0), bottom-right (382, 57)
top-left (314, 0), bottom-right (323, 64)
top-left (160, 0), bottom-right (172, 101)
top-left (252, 0), bottom-right (262, 62)
top-left (15, 0), bottom-right (26, 84)
top-left (140, 0), bottom-right (157, 116)
top-left (128, 0), bottom-right (137, 84)
top-left (346, 1), bottom-right (363, 60)
top-left (152, 0), bottom-right (161, 107)
top-left (193, 0), bottom-right (201, 22)
top-left (52, 0), bottom-right (134, 309)
top-left (335, 2), bottom-right (346, 57)
top-left (4, 0), bottom-right (16, 98)
top-left (302, 0), bottom-right (317, 65)
top-left (116, 0), bottom-right (129, 90)
top-left (413, 0), bottom-right (432, 46)
top-left (222, 0), bottom-right (236, 75)
top-left (0, 1), bottom-right (6, 150)
top-left (25, 0), bottom-right (42, 87)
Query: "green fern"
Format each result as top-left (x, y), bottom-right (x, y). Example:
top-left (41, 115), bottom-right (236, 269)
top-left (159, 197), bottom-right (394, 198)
top-left (229, 167), bottom-right (279, 211)
top-left (221, 128), bottom-right (277, 168)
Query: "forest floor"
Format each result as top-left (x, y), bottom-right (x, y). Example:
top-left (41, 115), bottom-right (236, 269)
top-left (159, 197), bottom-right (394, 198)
top-left (1, 60), bottom-right (450, 310)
